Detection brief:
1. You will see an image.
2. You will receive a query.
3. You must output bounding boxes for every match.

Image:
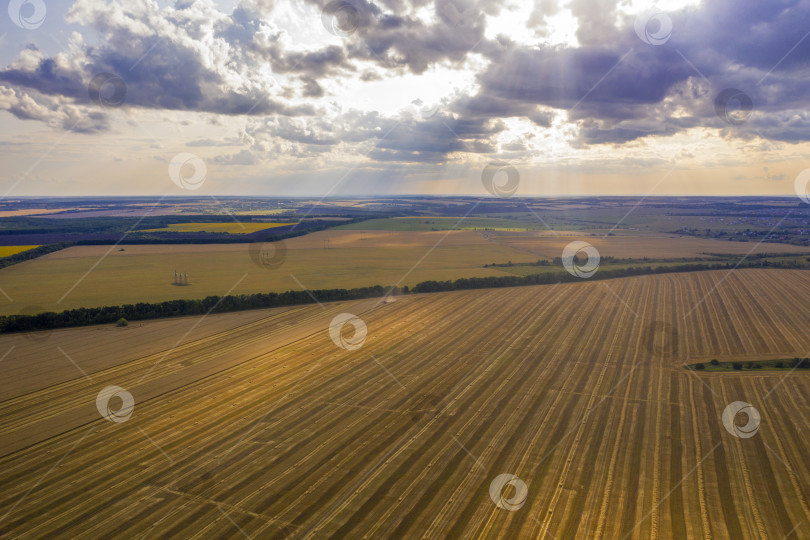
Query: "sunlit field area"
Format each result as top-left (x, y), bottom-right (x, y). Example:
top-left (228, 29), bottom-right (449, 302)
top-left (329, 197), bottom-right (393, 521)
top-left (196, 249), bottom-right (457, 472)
top-left (1, 270), bottom-right (809, 538)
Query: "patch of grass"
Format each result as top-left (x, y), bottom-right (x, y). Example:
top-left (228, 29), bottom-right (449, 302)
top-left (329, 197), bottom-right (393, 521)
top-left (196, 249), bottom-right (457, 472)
top-left (686, 358), bottom-right (810, 371)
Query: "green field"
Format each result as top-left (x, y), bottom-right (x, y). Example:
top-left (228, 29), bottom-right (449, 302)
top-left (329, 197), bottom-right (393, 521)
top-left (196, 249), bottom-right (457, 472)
top-left (0, 232), bottom-right (531, 315)
top-left (138, 222), bottom-right (294, 234)
top-left (336, 217), bottom-right (572, 232)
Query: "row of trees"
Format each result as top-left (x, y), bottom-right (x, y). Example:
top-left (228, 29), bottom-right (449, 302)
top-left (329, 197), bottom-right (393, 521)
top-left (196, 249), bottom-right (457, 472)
top-left (0, 285), bottom-right (406, 334)
top-left (413, 259), bottom-right (805, 294)
top-left (413, 262), bottom-right (730, 293)
top-left (693, 358), bottom-right (810, 370)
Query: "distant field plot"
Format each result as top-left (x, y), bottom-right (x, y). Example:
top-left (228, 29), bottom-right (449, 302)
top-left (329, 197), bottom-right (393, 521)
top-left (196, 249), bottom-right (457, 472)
top-left (0, 270), bottom-right (808, 537)
top-left (0, 208), bottom-right (84, 217)
top-left (0, 245), bottom-right (40, 257)
top-left (1, 229), bottom-right (809, 316)
top-left (138, 222), bottom-right (294, 234)
top-left (492, 232), bottom-right (810, 259)
top-left (336, 217), bottom-right (571, 231)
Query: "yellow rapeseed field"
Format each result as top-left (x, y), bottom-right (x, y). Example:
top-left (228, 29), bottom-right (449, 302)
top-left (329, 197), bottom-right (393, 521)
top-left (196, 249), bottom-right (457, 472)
top-left (0, 245), bottom-right (39, 257)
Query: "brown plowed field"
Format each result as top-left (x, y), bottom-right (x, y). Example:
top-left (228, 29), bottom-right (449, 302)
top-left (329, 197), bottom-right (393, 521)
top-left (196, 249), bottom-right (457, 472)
top-left (0, 269), bottom-right (808, 538)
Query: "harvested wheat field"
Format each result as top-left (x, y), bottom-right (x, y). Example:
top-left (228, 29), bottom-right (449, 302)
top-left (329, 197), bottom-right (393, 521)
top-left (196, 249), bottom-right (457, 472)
top-left (0, 269), bottom-right (808, 538)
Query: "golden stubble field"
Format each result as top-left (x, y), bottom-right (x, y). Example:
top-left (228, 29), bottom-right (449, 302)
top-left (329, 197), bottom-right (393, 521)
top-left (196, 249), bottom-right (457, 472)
top-left (0, 229), bottom-right (808, 316)
top-left (0, 269), bottom-right (808, 538)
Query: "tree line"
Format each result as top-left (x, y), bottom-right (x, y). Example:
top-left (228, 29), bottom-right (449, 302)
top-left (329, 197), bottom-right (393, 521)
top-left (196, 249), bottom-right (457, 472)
top-left (412, 259), bottom-right (802, 293)
top-left (0, 286), bottom-right (405, 333)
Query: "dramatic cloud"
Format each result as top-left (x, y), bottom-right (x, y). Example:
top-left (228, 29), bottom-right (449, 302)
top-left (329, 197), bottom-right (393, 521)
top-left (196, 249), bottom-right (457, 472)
top-left (1, 0), bottom-right (809, 193)
top-left (0, 0), bottom-right (316, 119)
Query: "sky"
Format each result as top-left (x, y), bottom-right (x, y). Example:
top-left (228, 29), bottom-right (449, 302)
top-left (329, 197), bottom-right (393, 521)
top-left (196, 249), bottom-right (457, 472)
top-left (0, 0), bottom-right (809, 197)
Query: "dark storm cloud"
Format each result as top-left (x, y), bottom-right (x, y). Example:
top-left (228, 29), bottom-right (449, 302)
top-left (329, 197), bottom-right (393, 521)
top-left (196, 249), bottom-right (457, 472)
top-left (470, 0), bottom-right (810, 145)
top-left (0, 44), bottom-right (314, 117)
top-left (370, 114), bottom-right (501, 161)
top-left (479, 46), bottom-right (690, 113)
top-left (0, 56), bottom-right (88, 101)
top-left (246, 109), bottom-right (503, 162)
top-left (452, 93), bottom-right (551, 126)
top-left (313, 0), bottom-right (494, 74)
top-left (678, 0), bottom-right (810, 73)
